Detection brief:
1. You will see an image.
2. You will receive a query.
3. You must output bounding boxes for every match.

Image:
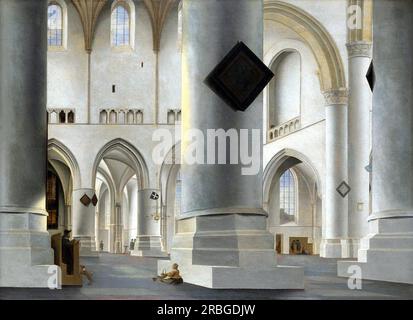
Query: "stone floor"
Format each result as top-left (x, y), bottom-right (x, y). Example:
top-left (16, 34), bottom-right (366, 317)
top-left (1, 254), bottom-right (412, 300)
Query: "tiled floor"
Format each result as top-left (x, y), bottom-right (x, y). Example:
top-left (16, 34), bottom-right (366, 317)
top-left (1, 254), bottom-right (412, 300)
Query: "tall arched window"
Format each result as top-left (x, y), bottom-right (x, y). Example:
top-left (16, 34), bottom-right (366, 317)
top-left (48, 3), bottom-right (63, 47)
top-left (279, 169), bottom-right (297, 224)
top-left (111, 2), bottom-right (130, 47)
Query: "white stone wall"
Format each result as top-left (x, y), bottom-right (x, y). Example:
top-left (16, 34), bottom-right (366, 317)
top-left (283, 0), bottom-right (349, 77)
top-left (47, 0), bottom-right (88, 123)
top-left (47, 0), bottom-right (181, 124)
top-left (159, 2), bottom-right (182, 124)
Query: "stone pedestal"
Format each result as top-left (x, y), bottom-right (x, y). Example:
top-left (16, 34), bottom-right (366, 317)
top-left (320, 89), bottom-right (350, 258)
top-left (347, 41), bottom-right (372, 257)
top-left (72, 189), bottom-right (99, 257)
top-left (158, 0), bottom-right (303, 289)
top-left (131, 189), bottom-right (166, 257)
top-left (159, 215), bottom-right (303, 289)
top-left (0, 0), bottom-right (58, 287)
top-left (338, 0), bottom-right (413, 284)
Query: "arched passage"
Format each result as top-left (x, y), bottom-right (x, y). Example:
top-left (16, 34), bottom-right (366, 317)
top-left (48, 139), bottom-right (81, 232)
top-left (159, 142), bottom-right (181, 253)
top-left (91, 139), bottom-right (149, 254)
top-left (264, 149), bottom-right (322, 255)
top-left (91, 138), bottom-right (149, 190)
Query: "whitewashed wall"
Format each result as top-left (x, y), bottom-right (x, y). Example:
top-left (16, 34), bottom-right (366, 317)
top-left (47, 0), bottom-right (182, 125)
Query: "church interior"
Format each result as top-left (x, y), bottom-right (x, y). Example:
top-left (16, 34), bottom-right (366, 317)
top-left (0, 0), bottom-right (412, 300)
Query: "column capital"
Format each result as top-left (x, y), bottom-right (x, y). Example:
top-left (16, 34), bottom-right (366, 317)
top-left (323, 88), bottom-right (348, 106)
top-left (346, 41), bottom-right (372, 58)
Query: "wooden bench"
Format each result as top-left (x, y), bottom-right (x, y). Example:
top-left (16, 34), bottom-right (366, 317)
top-left (51, 233), bottom-right (83, 286)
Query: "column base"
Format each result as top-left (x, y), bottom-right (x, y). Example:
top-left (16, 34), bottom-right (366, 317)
top-left (131, 235), bottom-right (168, 257)
top-left (158, 214), bottom-right (304, 289)
top-left (0, 264), bottom-right (60, 288)
top-left (338, 217), bottom-right (413, 284)
top-left (347, 238), bottom-right (360, 258)
top-left (320, 239), bottom-right (351, 258)
top-left (0, 212), bottom-right (58, 288)
top-left (158, 260), bottom-right (303, 289)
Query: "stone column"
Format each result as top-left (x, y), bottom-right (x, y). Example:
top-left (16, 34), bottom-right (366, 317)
top-left (72, 188), bottom-right (98, 257)
top-left (0, 0), bottom-right (56, 287)
top-left (320, 89), bottom-right (350, 258)
top-left (131, 189), bottom-right (166, 257)
top-left (64, 204), bottom-right (72, 230)
top-left (339, 0), bottom-right (413, 284)
top-left (346, 42), bottom-right (372, 257)
top-left (114, 203), bottom-right (123, 253)
top-left (158, 0), bottom-right (303, 289)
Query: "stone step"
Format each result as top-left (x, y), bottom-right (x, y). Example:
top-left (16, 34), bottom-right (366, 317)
top-left (360, 234), bottom-right (413, 250)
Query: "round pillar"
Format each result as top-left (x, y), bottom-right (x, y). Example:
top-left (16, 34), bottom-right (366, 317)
top-left (131, 189), bottom-right (165, 257)
top-left (338, 0), bottom-right (413, 284)
top-left (347, 41), bottom-right (372, 256)
top-left (321, 88), bottom-right (350, 258)
top-left (0, 0), bottom-right (55, 287)
top-left (64, 204), bottom-right (72, 230)
top-left (72, 188), bottom-right (98, 257)
top-left (114, 203), bottom-right (123, 253)
top-left (158, 0), bottom-right (303, 289)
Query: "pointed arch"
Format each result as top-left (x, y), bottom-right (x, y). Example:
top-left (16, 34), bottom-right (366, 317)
top-left (264, 1), bottom-right (346, 92)
top-left (263, 148), bottom-right (322, 206)
top-left (48, 138), bottom-right (81, 189)
top-left (159, 142), bottom-right (181, 206)
top-left (91, 138), bottom-right (149, 190)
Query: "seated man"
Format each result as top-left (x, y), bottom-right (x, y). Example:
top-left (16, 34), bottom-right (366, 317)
top-left (62, 229), bottom-right (74, 274)
top-left (153, 263), bottom-right (183, 285)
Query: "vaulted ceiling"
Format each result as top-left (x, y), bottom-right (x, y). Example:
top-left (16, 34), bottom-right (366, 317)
top-left (71, 0), bottom-right (177, 53)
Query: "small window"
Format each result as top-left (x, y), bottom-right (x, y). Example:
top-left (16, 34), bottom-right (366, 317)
top-left (59, 110), bottom-right (66, 124)
top-left (167, 110), bottom-right (175, 124)
top-left (111, 3), bottom-right (130, 47)
top-left (67, 111), bottom-right (75, 124)
top-left (48, 3), bottom-right (63, 47)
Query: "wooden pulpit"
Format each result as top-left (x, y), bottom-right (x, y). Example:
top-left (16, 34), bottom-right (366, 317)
top-left (51, 233), bottom-right (83, 286)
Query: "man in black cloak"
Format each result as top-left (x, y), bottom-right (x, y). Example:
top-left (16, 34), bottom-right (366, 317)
top-left (62, 229), bottom-right (74, 274)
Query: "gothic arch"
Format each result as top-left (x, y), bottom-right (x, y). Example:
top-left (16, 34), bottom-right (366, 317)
top-left (91, 138), bottom-right (149, 190)
top-left (263, 148), bottom-right (322, 207)
top-left (48, 138), bottom-right (81, 190)
top-left (264, 1), bottom-right (346, 92)
top-left (159, 142), bottom-right (181, 206)
top-left (158, 142), bottom-right (181, 253)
